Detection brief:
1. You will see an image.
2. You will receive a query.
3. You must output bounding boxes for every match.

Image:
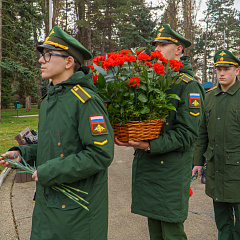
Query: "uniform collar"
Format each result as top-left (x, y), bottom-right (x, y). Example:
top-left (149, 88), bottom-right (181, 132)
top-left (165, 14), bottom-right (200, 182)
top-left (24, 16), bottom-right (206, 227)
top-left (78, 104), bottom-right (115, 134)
top-left (215, 78), bottom-right (240, 96)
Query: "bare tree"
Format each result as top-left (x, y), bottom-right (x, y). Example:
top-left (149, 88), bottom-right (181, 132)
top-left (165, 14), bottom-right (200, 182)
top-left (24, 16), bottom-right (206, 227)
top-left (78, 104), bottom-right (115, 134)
top-left (0, 0), bottom-right (2, 123)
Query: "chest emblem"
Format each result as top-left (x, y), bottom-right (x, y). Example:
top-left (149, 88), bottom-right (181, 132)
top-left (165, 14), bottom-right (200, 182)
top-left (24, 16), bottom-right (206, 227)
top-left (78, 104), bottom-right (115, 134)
top-left (189, 93), bottom-right (201, 108)
top-left (89, 115), bottom-right (108, 135)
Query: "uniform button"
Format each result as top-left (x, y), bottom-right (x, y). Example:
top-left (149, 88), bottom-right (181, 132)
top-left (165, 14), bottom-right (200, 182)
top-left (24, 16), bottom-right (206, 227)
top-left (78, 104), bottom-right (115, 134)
top-left (237, 161), bottom-right (239, 164)
top-left (216, 170), bottom-right (218, 173)
top-left (216, 198), bottom-right (218, 201)
top-left (217, 117), bottom-right (220, 120)
top-left (60, 154), bottom-right (64, 157)
top-left (161, 161), bottom-right (164, 164)
top-left (166, 122), bottom-right (169, 126)
top-left (62, 205), bottom-right (66, 209)
top-left (58, 142), bottom-right (61, 147)
top-left (216, 144), bottom-right (218, 147)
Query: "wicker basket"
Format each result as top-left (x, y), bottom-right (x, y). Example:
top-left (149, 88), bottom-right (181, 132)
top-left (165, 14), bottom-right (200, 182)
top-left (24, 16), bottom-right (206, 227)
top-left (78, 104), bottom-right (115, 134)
top-left (113, 119), bottom-right (164, 142)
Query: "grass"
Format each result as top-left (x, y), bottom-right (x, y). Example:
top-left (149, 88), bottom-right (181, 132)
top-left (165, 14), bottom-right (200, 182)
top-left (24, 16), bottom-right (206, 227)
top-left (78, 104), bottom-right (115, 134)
top-left (0, 106), bottom-right (39, 173)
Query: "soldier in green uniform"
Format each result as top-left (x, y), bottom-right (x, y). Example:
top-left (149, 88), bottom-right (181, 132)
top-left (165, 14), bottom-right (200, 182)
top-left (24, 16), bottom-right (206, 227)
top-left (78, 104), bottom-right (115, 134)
top-left (193, 49), bottom-right (240, 240)
top-left (115, 24), bottom-right (205, 240)
top-left (0, 26), bottom-right (114, 240)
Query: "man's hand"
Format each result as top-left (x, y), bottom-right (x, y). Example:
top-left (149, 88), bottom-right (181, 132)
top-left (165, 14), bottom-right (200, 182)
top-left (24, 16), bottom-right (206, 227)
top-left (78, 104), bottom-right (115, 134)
top-left (115, 138), bottom-right (149, 150)
top-left (192, 166), bottom-right (203, 178)
top-left (0, 151), bottom-right (20, 167)
top-left (32, 171), bottom-right (38, 182)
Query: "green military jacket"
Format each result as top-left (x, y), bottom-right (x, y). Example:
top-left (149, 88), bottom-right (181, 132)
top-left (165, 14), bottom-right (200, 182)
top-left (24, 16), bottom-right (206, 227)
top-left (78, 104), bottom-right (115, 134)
top-left (16, 68), bottom-right (114, 240)
top-left (131, 56), bottom-right (205, 223)
top-left (194, 79), bottom-right (240, 203)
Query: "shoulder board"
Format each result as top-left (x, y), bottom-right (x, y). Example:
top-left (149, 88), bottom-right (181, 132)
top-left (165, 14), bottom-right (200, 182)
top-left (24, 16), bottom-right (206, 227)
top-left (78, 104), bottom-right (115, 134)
top-left (206, 86), bottom-right (217, 93)
top-left (40, 93), bottom-right (47, 101)
top-left (71, 84), bottom-right (91, 103)
top-left (179, 73), bottom-right (193, 83)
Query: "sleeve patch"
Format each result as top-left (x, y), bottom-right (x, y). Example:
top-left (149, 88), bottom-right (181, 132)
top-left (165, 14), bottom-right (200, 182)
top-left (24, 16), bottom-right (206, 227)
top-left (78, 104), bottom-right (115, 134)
top-left (190, 111), bottom-right (200, 117)
top-left (89, 115), bottom-right (108, 135)
top-left (93, 139), bottom-right (108, 145)
top-left (189, 93), bottom-right (201, 108)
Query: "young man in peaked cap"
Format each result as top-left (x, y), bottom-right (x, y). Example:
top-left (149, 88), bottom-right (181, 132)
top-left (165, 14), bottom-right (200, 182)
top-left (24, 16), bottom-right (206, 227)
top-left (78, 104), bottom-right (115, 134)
top-left (115, 23), bottom-right (205, 239)
top-left (193, 49), bottom-right (240, 240)
top-left (0, 26), bottom-right (114, 240)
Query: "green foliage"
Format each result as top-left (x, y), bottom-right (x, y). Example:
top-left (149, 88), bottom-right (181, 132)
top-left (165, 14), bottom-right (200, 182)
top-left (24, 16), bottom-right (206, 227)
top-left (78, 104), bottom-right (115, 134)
top-left (1, 0), bottom-right (44, 105)
top-left (119, 5), bottom-right (156, 54)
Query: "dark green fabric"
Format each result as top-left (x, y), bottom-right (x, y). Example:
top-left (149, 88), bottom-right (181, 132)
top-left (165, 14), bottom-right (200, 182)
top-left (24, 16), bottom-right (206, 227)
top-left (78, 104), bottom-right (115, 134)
top-left (17, 70), bottom-right (114, 240)
top-left (213, 201), bottom-right (240, 240)
top-left (131, 56), bottom-right (205, 223)
top-left (148, 218), bottom-right (187, 240)
top-left (194, 80), bottom-right (240, 202)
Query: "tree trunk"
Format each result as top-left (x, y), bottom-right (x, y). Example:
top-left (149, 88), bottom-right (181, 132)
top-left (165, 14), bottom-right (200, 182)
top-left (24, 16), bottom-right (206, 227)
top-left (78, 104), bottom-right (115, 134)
top-left (203, 14), bottom-right (209, 83)
top-left (0, 0), bottom-right (2, 123)
top-left (25, 96), bottom-right (31, 112)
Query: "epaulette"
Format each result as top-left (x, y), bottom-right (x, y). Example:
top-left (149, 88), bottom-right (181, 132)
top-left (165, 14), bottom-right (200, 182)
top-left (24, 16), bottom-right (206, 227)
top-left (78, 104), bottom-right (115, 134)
top-left (71, 84), bottom-right (91, 103)
top-left (40, 93), bottom-right (47, 101)
top-left (206, 86), bottom-right (217, 93)
top-left (179, 73), bottom-right (193, 83)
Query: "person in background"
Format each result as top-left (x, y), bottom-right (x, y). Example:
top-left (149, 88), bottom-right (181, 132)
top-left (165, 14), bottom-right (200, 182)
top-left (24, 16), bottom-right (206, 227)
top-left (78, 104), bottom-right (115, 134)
top-left (0, 26), bottom-right (114, 240)
top-left (198, 81), bottom-right (214, 184)
top-left (193, 49), bottom-right (240, 240)
top-left (115, 24), bottom-right (205, 240)
top-left (194, 75), bottom-right (202, 84)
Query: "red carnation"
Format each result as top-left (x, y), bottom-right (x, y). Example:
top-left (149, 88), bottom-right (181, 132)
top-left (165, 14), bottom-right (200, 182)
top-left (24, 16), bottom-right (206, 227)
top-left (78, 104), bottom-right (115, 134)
top-left (151, 51), bottom-right (164, 61)
top-left (153, 62), bottom-right (165, 75)
top-left (102, 58), bottom-right (115, 69)
top-left (120, 49), bottom-right (132, 56)
top-left (93, 74), bottom-right (98, 83)
top-left (144, 62), bottom-right (152, 68)
top-left (108, 52), bottom-right (120, 60)
top-left (189, 188), bottom-right (193, 198)
top-left (87, 65), bottom-right (94, 71)
top-left (123, 54), bottom-right (136, 63)
top-left (137, 53), bottom-right (151, 61)
top-left (129, 76), bottom-right (140, 87)
top-left (162, 58), bottom-right (169, 64)
top-left (114, 57), bottom-right (125, 66)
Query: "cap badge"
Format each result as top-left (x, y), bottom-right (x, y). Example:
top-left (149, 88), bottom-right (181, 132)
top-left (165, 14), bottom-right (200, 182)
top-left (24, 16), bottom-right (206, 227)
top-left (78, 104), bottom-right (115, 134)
top-left (159, 26), bottom-right (165, 32)
top-left (219, 51), bottom-right (226, 57)
top-left (49, 29), bottom-right (55, 37)
top-left (220, 57), bottom-right (224, 61)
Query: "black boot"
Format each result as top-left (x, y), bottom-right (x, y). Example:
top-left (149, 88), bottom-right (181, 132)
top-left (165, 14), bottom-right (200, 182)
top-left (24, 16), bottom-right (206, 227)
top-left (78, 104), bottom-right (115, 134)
top-left (201, 175), bottom-right (206, 184)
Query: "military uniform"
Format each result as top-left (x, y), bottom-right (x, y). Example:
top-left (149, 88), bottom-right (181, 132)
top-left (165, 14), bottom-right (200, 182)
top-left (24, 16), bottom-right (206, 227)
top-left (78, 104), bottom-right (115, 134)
top-left (133, 24), bottom-right (205, 240)
top-left (13, 27), bottom-right (114, 240)
top-left (194, 49), bottom-right (240, 240)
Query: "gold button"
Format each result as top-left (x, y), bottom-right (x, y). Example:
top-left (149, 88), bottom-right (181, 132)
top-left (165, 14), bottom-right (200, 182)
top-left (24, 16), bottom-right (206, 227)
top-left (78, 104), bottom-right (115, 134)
top-left (166, 122), bottom-right (169, 126)
top-left (58, 142), bottom-right (61, 147)
top-left (60, 154), bottom-right (64, 157)
top-left (161, 161), bottom-right (164, 164)
top-left (62, 204), bottom-right (66, 209)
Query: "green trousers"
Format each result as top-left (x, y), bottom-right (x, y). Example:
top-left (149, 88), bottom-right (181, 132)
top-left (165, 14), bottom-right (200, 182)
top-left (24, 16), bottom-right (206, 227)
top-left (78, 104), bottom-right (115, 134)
top-left (213, 201), bottom-right (240, 240)
top-left (148, 218), bottom-right (187, 240)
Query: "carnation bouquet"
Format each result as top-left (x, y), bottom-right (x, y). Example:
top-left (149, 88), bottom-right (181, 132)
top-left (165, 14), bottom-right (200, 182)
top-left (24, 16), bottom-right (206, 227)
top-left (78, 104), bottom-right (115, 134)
top-left (88, 48), bottom-right (183, 141)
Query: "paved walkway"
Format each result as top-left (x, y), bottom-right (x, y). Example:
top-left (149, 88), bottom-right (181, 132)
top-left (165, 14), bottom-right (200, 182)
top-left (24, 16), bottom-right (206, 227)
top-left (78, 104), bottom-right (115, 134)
top-left (0, 145), bottom-right (217, 239)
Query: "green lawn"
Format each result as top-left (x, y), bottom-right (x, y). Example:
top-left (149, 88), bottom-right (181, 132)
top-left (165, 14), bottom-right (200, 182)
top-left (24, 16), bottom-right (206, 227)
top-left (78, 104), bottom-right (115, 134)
top-left (0, 106), bottom-right (39, 173)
